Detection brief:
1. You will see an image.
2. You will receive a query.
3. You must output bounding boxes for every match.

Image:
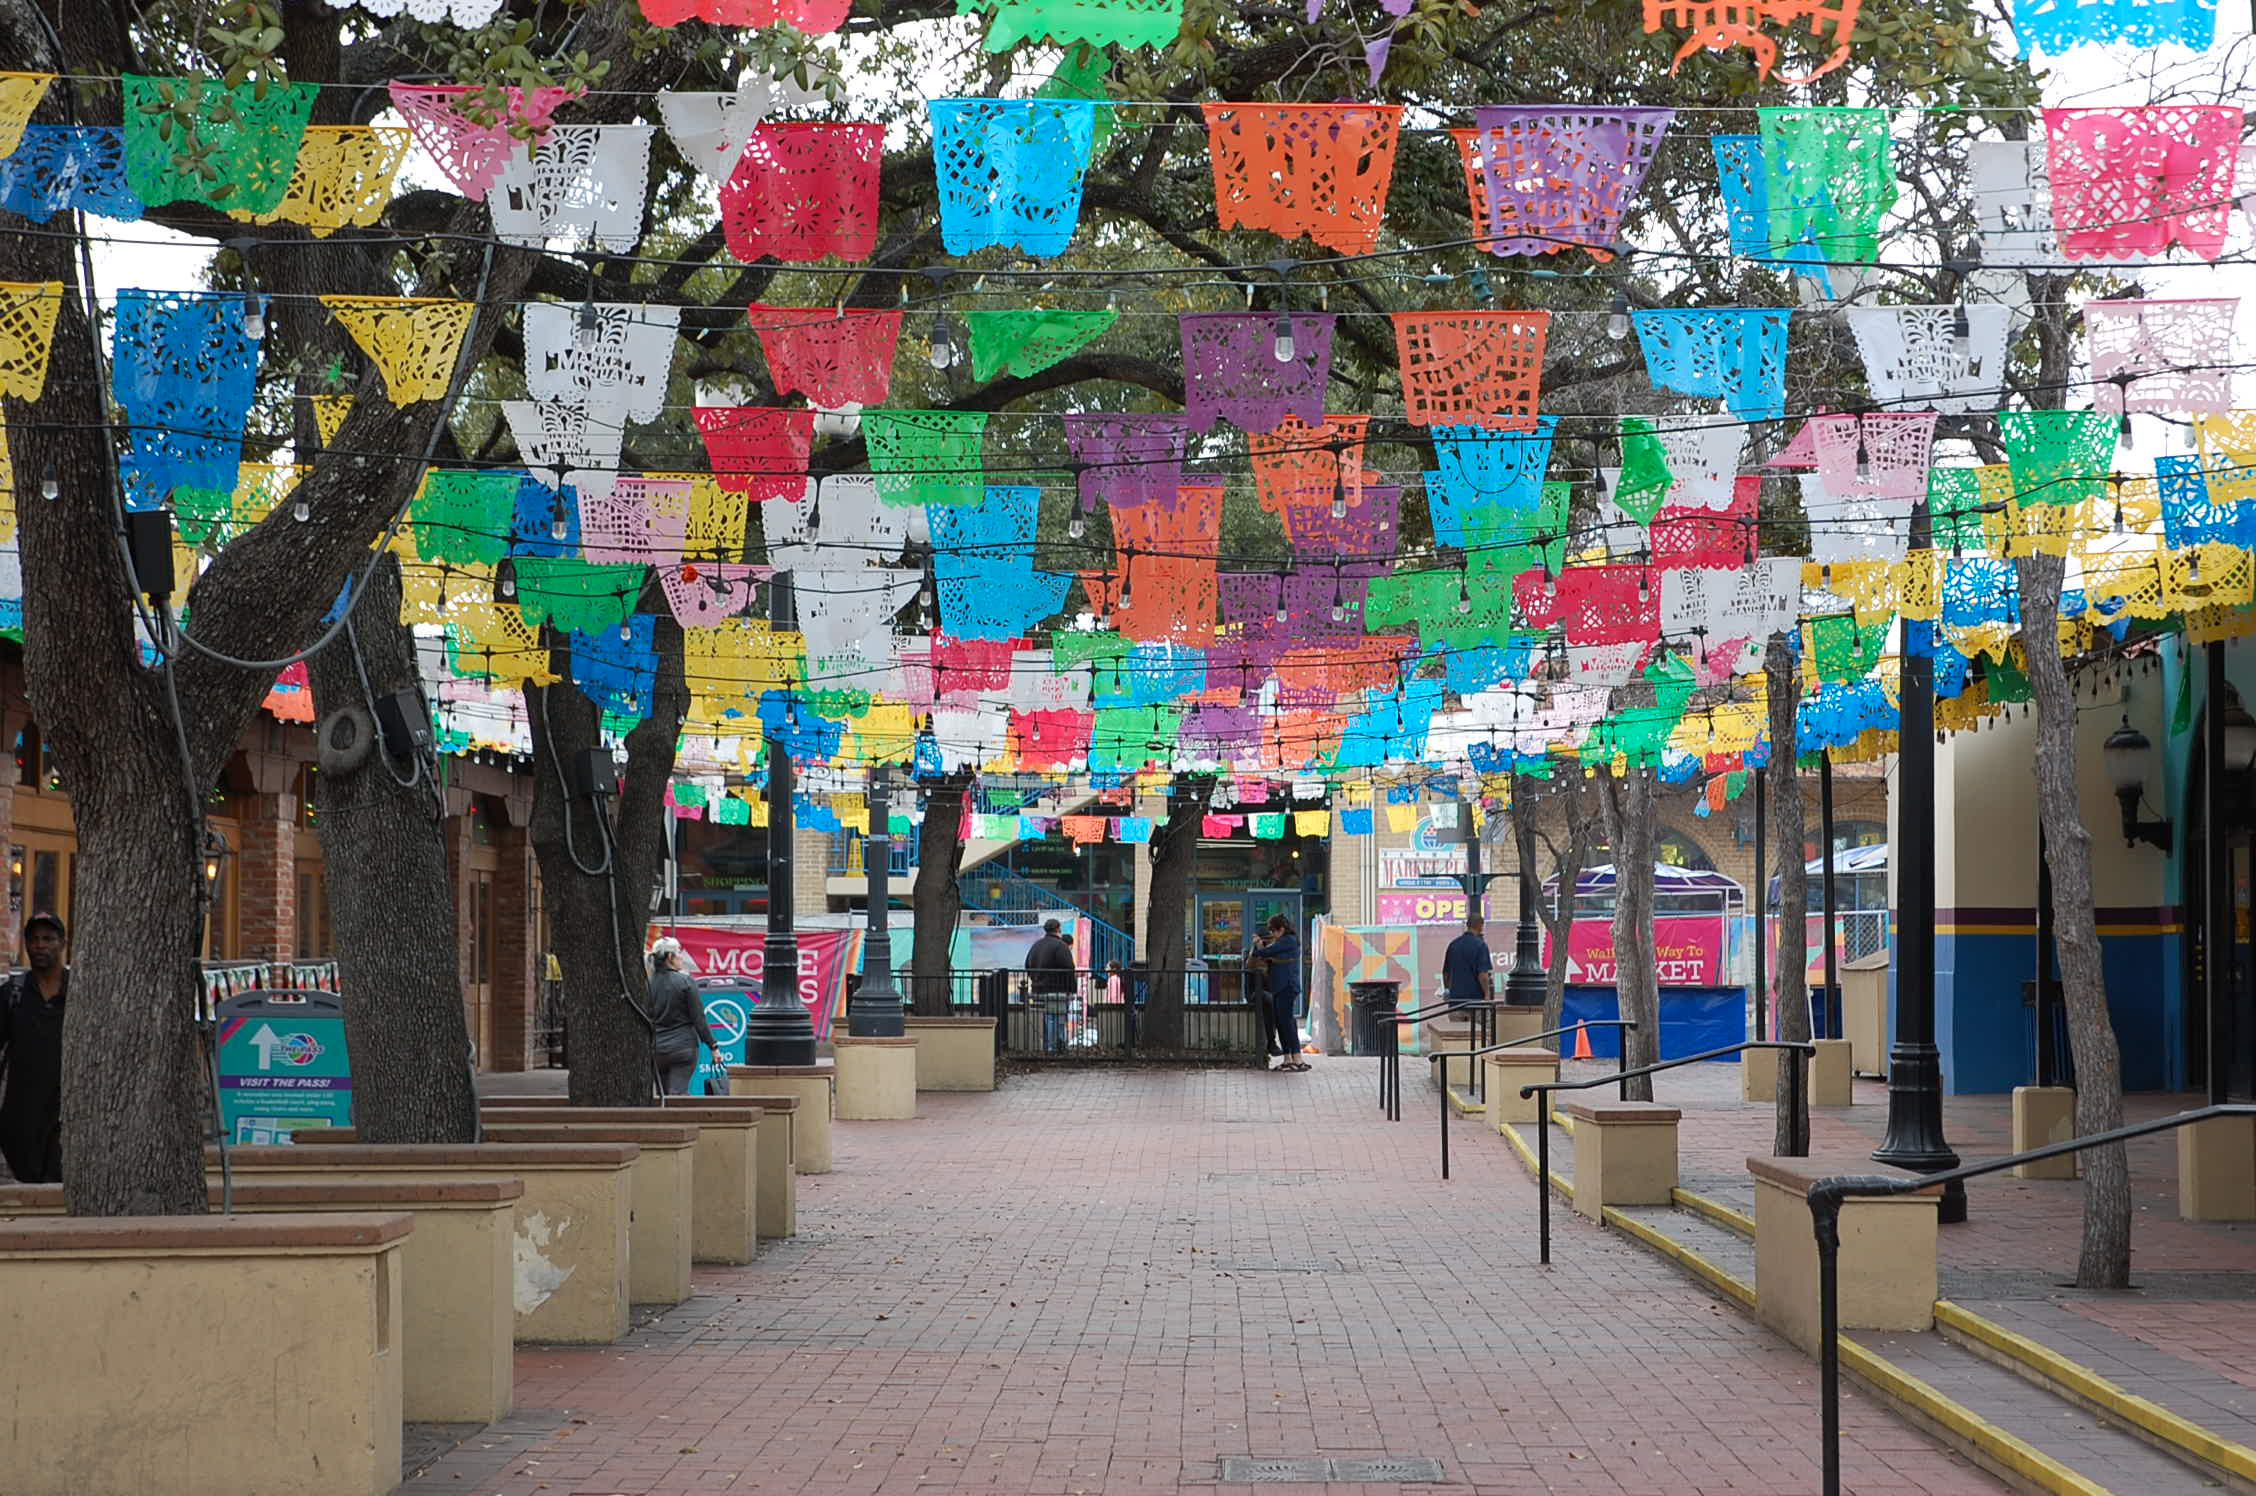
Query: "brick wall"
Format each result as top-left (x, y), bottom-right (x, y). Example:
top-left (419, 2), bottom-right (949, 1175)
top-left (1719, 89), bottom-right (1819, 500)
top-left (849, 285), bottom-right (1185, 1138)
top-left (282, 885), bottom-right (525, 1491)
top-left (234, 791), bottom-right (296, 963)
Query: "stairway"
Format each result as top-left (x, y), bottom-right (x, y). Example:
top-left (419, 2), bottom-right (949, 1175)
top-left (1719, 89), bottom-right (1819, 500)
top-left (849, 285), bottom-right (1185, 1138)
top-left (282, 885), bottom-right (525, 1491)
top-left (1475, 1088), bottom-right (2256, 1495)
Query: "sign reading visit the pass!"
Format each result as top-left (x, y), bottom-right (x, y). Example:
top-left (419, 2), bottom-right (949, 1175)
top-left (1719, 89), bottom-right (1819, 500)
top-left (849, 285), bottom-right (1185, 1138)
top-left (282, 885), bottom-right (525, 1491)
top-left (214, 989), bottom-right (353, 1144)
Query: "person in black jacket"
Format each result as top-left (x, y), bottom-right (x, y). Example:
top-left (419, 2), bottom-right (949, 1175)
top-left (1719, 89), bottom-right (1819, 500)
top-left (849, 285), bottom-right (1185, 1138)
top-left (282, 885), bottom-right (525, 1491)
top-left (1258, 914), bottom-right (1309, 1072)
top-left (1024, 919), bottom-right (1077, 1052)
top-left (0, 913), bottom-right (69, 1182)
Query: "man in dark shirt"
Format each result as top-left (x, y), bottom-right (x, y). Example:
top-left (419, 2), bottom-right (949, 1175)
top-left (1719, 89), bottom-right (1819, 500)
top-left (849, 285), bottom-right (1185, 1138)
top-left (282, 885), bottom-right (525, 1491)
top-left (1023, 919), bottom-right (1077, 1052)
top-left (0, 913), bottom-right (69, 1183)
top-left (1259, 914), bottom-right (1309, 1071)
top-left (1442, 915), bottom-right (1495, 1010)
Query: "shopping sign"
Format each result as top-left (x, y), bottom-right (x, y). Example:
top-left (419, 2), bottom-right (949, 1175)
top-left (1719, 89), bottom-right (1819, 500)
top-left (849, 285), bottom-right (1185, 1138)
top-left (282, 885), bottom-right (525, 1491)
top-left (652, 925), bottom-right (861, 1041)
top-left (1545, 917), bottom-right (1724, 987)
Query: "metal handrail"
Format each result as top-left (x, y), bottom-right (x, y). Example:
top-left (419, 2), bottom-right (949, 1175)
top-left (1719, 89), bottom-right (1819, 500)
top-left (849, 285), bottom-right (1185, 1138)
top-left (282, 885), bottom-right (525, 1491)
top-left (1809, 1102), bottom-right (2256, 1496)
top-left (1377, 1000), bottom-right (1528, 1120)
top-left (1520, 1041), bottom-right (1819, 1265)
top-left (1425, 1021), bottom-right (1638, 1179)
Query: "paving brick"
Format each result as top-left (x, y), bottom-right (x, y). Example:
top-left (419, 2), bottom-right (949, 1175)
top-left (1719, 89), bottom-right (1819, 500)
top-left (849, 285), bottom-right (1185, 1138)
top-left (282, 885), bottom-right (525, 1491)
top-left (418, 1062), bottom-right (2003, 1494)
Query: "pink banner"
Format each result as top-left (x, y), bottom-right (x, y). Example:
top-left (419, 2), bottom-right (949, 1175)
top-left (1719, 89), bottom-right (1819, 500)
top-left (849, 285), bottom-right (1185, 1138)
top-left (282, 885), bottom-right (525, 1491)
top-left (651, 925), bottom-right (862, 1040)
top-left (1545, 916), bottom-right (1723, 987)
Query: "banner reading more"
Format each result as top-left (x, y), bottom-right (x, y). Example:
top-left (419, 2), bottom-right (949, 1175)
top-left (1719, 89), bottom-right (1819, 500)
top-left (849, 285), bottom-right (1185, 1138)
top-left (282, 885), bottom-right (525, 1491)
top-left (1545, 917), bottom-right (1724, 987)
top-left (651, 925), bottom-right (862, 1039)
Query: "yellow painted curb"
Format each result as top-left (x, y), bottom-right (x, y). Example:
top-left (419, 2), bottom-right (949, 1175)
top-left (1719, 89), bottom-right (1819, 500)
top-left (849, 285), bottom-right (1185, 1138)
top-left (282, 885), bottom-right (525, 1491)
top-left (1492, 1126), bottom-right (2121, 1496)
top-left (1498, 1123), bottom-right (1571, 1196)
top-left (1936, 1300), bottom-right (2256, 1486)
top-left (1671, 1187), bottom-right (1755, 1239)
top-left (1600, 1206), bottom-right (1755, 1308)
top-left (1445, 1087), bottom-right (1486, 1117)
top-left (1836, 1335), bottom-right (2114, 1496)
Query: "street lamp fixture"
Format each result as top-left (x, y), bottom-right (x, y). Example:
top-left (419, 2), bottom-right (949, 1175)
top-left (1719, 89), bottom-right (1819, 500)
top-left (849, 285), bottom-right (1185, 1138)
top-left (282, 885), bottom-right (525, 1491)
top-left (2102, 716), bottom-right (2173, 852)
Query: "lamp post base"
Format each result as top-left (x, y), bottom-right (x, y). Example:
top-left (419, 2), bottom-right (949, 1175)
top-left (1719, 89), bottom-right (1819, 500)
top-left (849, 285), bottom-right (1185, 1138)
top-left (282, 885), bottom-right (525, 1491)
top-left (1872, 1041), bottom-right (1967, 1224)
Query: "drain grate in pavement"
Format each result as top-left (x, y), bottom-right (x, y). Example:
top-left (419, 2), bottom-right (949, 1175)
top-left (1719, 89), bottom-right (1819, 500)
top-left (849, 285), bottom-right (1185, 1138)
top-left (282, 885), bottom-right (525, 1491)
top-left (1218, 1456), bottom-right (1446, 1483)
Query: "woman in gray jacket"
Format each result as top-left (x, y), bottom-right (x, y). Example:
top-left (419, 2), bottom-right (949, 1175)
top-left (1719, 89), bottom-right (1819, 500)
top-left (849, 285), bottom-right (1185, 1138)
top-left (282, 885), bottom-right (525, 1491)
top-left (648, 937), bottom-right (722, 1095)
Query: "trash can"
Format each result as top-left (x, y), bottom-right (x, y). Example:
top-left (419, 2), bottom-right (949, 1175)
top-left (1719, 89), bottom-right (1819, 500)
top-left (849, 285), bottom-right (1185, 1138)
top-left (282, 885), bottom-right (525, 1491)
top-left (1349, 979), bottom-right (1401, 1056)
top-left (213, 988), bottom-right (352, 1144)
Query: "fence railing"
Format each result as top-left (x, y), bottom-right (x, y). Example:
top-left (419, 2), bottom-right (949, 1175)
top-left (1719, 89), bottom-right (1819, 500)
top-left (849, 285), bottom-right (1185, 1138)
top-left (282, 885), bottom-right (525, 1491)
top-left (900, 967), bottom-right (1262, 1062)
top-left (1807, 1103), bottom-right (2256, 1496)
top-left (1520, 1041), bottom-right (1817, 1264)
top-left (958, 868), bottom-right (1138, 972)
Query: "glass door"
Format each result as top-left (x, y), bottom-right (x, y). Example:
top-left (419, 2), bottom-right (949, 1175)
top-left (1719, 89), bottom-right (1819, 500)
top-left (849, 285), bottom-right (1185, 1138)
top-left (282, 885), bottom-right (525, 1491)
top-left (1195, 894), bottom-right (1247, 1004)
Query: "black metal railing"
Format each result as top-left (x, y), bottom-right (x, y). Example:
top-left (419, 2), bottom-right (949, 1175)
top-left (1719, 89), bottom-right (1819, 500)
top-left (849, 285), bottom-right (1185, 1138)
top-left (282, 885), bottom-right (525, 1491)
top-left (1520, 1041), bottom-right (1818, 1265)
top-left (1808, 1103), bottom-right (2256, 1496)
top-left (1426, 1021), bottom-right (1637, 1179)
top-left (900, 966), bottom-right (1262, 1062)
top-left (1378, 1000), bottom-right (1520, 1121)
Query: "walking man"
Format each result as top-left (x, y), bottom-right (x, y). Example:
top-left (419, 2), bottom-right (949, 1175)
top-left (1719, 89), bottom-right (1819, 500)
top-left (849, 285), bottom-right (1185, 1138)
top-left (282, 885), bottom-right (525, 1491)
top-left (0, 913), bottom-right (69, 1182)
top-left (1261, 914), bottom-right (1310, 1071)
top-left (1024, 918), bottom-right (1077, 1052)
top-left (1442, 911), bottom-right (1495, 1010)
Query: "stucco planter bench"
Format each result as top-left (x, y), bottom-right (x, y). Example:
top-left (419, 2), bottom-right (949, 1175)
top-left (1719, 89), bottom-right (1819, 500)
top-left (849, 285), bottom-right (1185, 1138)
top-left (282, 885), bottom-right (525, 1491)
top-left (834, 1034), bottom-right (919, 1119)
top-left (1557, 1099), bottom-right (1681, 1219)
top-left (488, 1094), bottom-right (798, 1239)
top-left (220, 1140), bottom-right (635, 1344)
top-left (1482, 1047), bottom-right (1559, 1127)
top-left (1423, 1019), bottom-right (1477, 1092)
top-left (728, 1060), bottom-right (835, 1173)
top-left (0, 1211), bottom-right (410, 1496)
top-left (469, 1125), bottom-right (697, 1306)
top-left (905, 1015), bottom-right (997, 1091)
top-left (0, 1177), bottom-right (517, 1424)
top-left (484, 1105), bottom-right (762, 1265)
top-left (1749, 1154), bottom-right (1941, 1355)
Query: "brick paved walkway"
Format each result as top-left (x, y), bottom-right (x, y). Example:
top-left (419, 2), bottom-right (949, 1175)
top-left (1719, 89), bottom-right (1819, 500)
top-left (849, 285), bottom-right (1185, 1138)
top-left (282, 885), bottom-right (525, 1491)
top-left (415, 1062), bottom-right (2005, 1495)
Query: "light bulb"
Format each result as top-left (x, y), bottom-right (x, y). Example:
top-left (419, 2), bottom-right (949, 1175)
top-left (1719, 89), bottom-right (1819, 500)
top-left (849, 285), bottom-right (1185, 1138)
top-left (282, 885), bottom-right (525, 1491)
top-left (1272, 311), bottom-right (1296, 363)
top-left (1069, 513), bottom-right (1085, 540)
top-left (1455, 573), bottom-right (1472, 614)
top-left (241, 292), bottom-right (266, 341)
top-left (1606, 293), bottom-right (1630, 342)
top-left (1274, 597), bottom-right (1289, 624)
top-left (928, 319), bottom-right (955, 371)
top-left (1635, 568), bottom-right (1648, 602)
top-left (2119, 412), bottom-right (2135, 451)
top-left (1950, 306), bottom-right (1973, 361)
top-left (2113, 503), bottom-right (2126, 536)
top-left (574, 298), bottom-right (601, 350)
top-left (550, 515), bottom-right (568, 541)
top-left (38, 465), bottom-right (57, 501)
top-left (291, 498), bottom-right (310, 523)
top-left (618, 620), bottom-right (633, 643)
top-left (1330, 596), bottom-right (1346, 624)
top-left (498, 570), bottom-right (517, 600)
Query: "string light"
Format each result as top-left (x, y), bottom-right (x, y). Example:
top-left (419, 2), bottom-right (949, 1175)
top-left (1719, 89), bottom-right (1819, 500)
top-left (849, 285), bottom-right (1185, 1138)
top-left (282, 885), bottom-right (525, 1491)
top-left (928, 315), bottom-right (957, 371)
top-left (38, 465), bottom-right (57, 501)
top-left (1272, 307), bottom-right (1296, 363)
top-left (241, 291), bottom-right (266, 340)
top-left (1606, 292), bottom-right (1630, 342)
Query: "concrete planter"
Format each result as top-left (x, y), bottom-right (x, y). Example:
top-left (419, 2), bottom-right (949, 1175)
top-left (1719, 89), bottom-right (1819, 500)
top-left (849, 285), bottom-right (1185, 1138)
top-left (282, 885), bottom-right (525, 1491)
top-left (1749, 1153), bottom-right (1940, 1355)
top-left (1481, 1047), bottom-right (1559, 1127)
top-left (0, 1212), bottom-right (409, 1495)
top-left (1558, 1099), bottom-right (1681, 1219)
top-left (481, 1094), bottom-right (797, 1238)
top-left (834, 1036), bottom-right (919, 1119)
top-left (904, 1016), bottom-right (998, 1091)
top-left (224, 1140), bottom-right (635, 1344)
top-left (477, 1125), bottom-right (696, 1305)
top-left (483, 1105), bottom-right (762, 1265)
top-left (728, 1061), bottom-right (836, 1173)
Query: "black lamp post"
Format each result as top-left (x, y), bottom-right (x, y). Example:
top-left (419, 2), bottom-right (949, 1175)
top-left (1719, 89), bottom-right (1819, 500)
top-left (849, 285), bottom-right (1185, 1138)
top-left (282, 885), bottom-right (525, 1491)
top-left (847, 764), bottom-right (905, 1037)
top-left (1872, 500), bottom-right (1965, 1223)
top-left (743, 573), bottom-right (816, 1066)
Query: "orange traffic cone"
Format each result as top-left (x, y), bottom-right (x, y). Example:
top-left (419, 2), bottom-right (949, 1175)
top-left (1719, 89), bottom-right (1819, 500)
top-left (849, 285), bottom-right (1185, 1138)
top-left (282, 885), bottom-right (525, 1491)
top-left (1572, 1021), bottom-right (1594, 1060)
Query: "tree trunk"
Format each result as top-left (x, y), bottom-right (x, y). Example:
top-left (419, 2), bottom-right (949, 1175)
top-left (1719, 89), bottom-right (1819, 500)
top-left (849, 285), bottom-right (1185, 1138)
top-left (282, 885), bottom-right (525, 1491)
top-left (1140, 774), bottom-right (1211, 1051)
top-left (1516, 778), bottom-right (1595, 1035)
top-left (909, 771), bottom-right (970, 1010)
top-left (1765, 634), bottom-right (1811, 1155)
top-left (306, 555), bottom-right (480, 1143)
top-left (2018, 552), bottom-right (2131, 1288)
top-left (523, 618), bottom-right (690, 1107)
top-left (1601, 768), bottom-right (1661, 1099)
